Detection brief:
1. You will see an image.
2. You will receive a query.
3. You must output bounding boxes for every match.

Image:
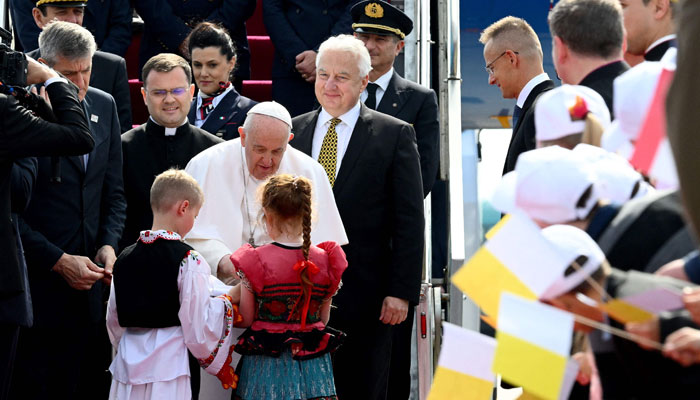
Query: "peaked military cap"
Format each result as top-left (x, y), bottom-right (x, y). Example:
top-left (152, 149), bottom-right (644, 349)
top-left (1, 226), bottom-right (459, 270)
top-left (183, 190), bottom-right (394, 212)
top-left (36, 0), bottom-right (87, 7)
top-left (351, 0), bottom-right (413, 39)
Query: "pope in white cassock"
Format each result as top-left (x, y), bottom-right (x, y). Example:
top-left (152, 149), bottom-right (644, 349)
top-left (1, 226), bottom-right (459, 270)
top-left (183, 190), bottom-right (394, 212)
top-left (185, 102), bottom-right (348, 398)
top-left (185, 101), bottom-right (348, 281)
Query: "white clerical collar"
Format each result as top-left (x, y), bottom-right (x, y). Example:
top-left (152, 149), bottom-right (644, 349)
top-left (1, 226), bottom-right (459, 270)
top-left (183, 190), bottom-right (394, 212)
top-left (319, 101), bottom-right (361, 127)
top-left (370, 67), bottom-right (393, 91)
top-left (646, 34), bottom-right (676, 55)
top-left (517, 72), bottom-right (550, 108)
top-left (149, 116), bottom-right (188, 136)
top-left (196, 84), bottom-right (234, 110)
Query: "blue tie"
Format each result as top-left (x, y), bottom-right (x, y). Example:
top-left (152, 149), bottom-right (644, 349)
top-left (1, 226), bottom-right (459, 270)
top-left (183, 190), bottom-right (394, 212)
top-left (512, 105), bottom-right (522, 129)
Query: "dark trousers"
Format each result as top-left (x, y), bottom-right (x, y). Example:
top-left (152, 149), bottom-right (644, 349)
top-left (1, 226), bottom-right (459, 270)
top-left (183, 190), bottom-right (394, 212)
top-left (386, 312), bottom-right (415, 400)
top-left (332, 315), bottom-right (394, 400)
top-left (272, 76), bottom-right (319, 118)
top-left (10, 321), bottom-right (111, 400)
top-left (0, 325), bottom-right (19, 400)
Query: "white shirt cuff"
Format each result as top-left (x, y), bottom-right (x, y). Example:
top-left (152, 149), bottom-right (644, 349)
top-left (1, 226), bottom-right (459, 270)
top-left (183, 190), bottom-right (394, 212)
top-left (44, 77), bottom-right (68, 87)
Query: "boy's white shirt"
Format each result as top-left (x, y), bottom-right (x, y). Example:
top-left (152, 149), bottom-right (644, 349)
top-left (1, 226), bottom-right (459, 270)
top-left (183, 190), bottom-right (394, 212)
top-left (106, 231), bottom-right (235, 387)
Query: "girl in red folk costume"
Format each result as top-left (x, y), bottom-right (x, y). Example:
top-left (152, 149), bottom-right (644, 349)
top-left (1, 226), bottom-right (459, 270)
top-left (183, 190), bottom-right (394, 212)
top-left (107, 169), bottom-right (242, 400)
top-left (231, 174), bottom-right (348, 400)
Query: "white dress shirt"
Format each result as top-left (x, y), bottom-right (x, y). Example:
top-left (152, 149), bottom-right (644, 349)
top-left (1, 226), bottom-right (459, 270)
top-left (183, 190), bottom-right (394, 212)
top-left (516, 72), bottom-right (550, 108)
top-left (311, 102), bottom-right (361, 177)
top-left (360, 67), bottom-right (394, 107)
top-left (646, 34), bottom-right (677, 55)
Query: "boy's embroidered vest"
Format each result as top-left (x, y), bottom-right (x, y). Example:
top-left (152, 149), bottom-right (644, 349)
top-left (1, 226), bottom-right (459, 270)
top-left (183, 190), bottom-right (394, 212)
top-left (113, 239), bottom-right (193, 328)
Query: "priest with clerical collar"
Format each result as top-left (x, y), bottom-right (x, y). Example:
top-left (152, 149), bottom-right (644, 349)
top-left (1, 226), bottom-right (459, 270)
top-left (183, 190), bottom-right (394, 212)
top-left (120, 53), bottom-right (223, 251)
top-left (185, 101), bottom-right (348, 284)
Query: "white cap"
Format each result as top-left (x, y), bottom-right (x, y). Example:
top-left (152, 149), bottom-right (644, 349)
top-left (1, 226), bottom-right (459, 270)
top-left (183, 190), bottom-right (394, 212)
top-left (491, 146), bottom-right (601, 224)
top-left (246, 101), bottom-right (293, 129)
top-left (602, 60), bottom-right (665, 155)
top-left (535, 85), bottom-right (611, 142)
top-left (540, 225), bottom-right (606, 300)
top-left (573, 144), bottom-right (654, 203)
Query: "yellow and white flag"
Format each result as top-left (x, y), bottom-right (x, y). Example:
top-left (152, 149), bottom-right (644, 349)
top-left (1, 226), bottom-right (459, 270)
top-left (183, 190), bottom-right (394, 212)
top-left (452, 211), bottom-right (574, 317)
top-left (428, 322), bottom-right (496, 400)
top-left (493, 293), bottom-right (574, 400)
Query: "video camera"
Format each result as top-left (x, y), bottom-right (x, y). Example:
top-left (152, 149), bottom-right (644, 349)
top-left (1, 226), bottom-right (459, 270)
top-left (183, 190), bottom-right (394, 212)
top-left (0, 26), bottom-right (27, 87)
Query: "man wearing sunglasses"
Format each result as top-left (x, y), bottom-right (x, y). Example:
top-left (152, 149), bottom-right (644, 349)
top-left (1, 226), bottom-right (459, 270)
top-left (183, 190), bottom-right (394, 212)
top-left (480, 16), bottom-right (554, 174)
top-left (120, 53), bottom-right (222, 252)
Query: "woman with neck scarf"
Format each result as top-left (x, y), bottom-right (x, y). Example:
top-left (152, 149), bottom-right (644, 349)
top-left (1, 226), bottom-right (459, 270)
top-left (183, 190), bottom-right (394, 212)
top-left (187, 22), bottom-right (258, 140)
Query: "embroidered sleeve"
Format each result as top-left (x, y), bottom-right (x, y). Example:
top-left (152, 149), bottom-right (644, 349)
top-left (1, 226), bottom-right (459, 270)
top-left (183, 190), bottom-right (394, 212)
top-left (197, 294), bottom-right (243, 390)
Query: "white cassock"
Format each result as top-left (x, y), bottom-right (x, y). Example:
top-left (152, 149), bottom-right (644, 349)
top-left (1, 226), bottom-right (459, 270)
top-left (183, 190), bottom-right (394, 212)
top-left (184, 138), bottom-right (348, 272)
top-left (184, 138), bottom-right (348, 400)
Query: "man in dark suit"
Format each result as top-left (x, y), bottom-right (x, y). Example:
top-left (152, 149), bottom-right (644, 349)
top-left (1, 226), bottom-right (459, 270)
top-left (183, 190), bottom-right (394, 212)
top-left (10, 22), bottom-right (126, 399)
top-left (11, 0), bottom-right (132, 56)
top-left (0, 57), bottom-right (94, 400)
top-left (479, 16), bottom-right (554, 174)
top-left (133, 0), bottom-right (255, 89)
top-left (264, 0), bottom-right (361, 117)
top-left (20, 0), bottom-right (132, 132)
top-left (291, 34), bottom-right (424, 399)
top-left (350, 3), bottom-right (437, 397)
top-left (549, 0), bottom-right (629, 117)
top-left (620, 0), bottom-right (676, 62)
top-left (121, 54), bottom-right (222, 250)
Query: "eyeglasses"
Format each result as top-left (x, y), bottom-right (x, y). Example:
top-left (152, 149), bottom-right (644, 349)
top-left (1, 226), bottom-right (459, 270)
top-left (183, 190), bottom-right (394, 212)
top-left (485, 51), bottom-right (519, 75)
top-left (145, 87), bottom-right (188, 98)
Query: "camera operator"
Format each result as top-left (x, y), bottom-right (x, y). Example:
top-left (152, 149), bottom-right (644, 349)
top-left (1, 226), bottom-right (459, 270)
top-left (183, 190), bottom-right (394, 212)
top-left (0, 54), bottom-right (94, 400)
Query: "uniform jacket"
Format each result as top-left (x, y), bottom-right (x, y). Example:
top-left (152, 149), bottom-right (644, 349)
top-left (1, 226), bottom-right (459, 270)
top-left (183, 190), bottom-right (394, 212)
top-left (0, 82), bottom-right (93, 298)
top-left (263, 0), bottom-right (359, 79)
top-left (134, 0), bottom-right (255, 81)
top-left (502, 79), bottom-right (554, 174)
top-left (291, 104), bottom-right (425, 318)
top-left (19, 87), bottom-right (126, 327)
top-left (10, 0), bottom-right (132, 56)
top-left (579, 60), bottom-right (629, 118)
top-left (27, 48), bottom-right (132, 133)
top-left (376, 71), bottom-right (439, 196)
top-left (645, 38), bottom-right (675, 62)
top-left (187, 88), bottom-right (257, 140)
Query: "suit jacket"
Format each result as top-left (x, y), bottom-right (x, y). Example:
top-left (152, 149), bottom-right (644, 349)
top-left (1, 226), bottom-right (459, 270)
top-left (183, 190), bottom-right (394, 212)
top-left (187, 88), bottom-right (257, 140)
top-left (597, 269), bottom-right (700, 398)
top-left (10, 0), bottom-right (132, 56)
top-left (19, 87), bottom-right (126, 327)
top-left (134, 0), bottom-right (255, 81)
top-left (120, 120), bottom-right (223, 249)
top-left (376, 71), bottom-right (439, 197)
top-left (502, 79), bottom-right (554, 174)
top-left (579, 60), bottom-right (629, 118)
top-left (645, 38), bottom-right (675, 62)
top-left (28, 48), bottom-right (132, 132)
top-left (291, 105), bottom-right (425, 319)
top-left (0, 81), bottom-right (93, 298)
top-left (264, 0), bottom-right (359, 79)
top-left (667, 0), bottom-right (700, 241)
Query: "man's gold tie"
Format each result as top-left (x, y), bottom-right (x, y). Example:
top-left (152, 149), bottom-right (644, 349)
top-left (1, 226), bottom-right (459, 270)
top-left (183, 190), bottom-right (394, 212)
top-left (318, 118), bottom-right (341, 186)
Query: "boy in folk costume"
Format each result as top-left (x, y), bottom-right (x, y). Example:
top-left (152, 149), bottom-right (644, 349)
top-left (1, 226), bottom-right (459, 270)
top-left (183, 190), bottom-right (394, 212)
top-left (107, 169), bottom-right (241, 399)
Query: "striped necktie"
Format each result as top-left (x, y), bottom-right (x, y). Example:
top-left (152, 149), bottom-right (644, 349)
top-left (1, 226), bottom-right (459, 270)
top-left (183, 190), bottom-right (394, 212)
top-left (318, 118), bottom-right (341, 186)
top-left (200, 96), bottom-right (215, 120)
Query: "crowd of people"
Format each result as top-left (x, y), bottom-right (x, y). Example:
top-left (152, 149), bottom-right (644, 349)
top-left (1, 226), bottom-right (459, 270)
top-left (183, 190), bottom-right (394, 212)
top-left (2, 0), bottom-right (700, 398)
top-left (0, 0), bottom-right (438, 399)
top-left (482, 0), bottom-right (700, 398)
